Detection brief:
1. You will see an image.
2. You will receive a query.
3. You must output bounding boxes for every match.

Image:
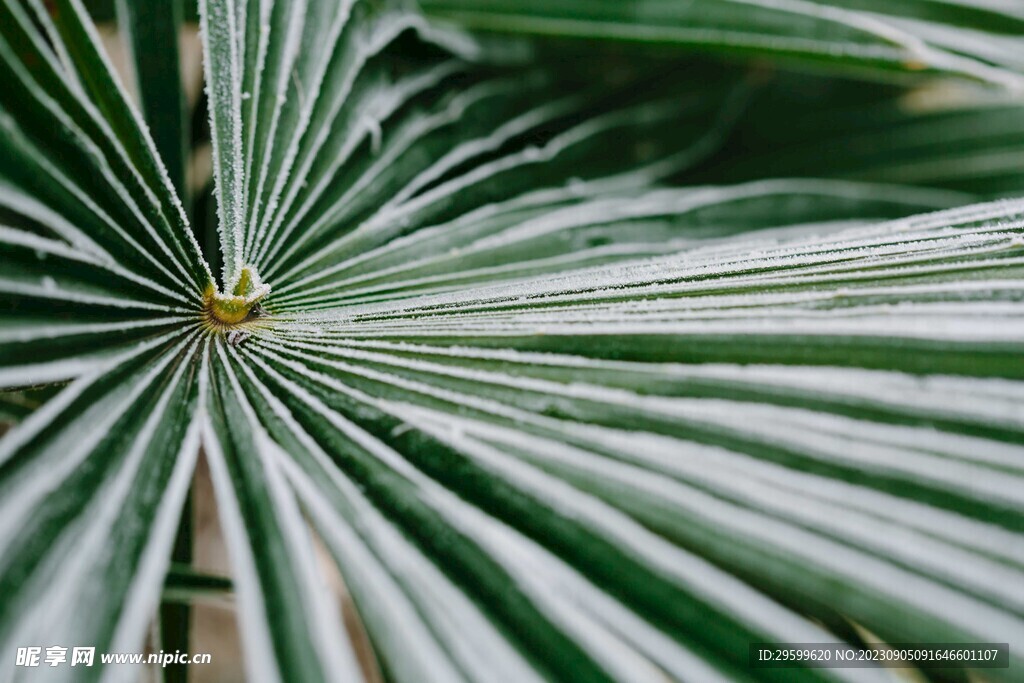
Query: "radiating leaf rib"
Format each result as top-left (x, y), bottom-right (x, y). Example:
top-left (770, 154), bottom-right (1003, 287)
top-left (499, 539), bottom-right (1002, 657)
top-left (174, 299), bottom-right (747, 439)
top-left (239, 0), bottom-right (308, 259)
top-left (56, 355), bottom-right (201, 677)
top-left (261, 75), bottom-right (584, 276)
top-left (301, 338), bottom-right (1024, 565)
top-left (268, 180), bottom-right (966, 307)
top-left (201, 0), bottom-right (248, 287)
top-left (272, 196), bottom-right (1024, 327)
top-left (306, 340), bottom-right (1024, 463)
top-left (266, 75), bottom-right (759, 286)
top-left (238, 0), bottom-right (272, 210)
top-left (254, 59), bottom-right (468, 270)
top-left (225, 350), bottom-right (536, 683)
top-left (0, 320), bottom-right (197, 392)
top-left (0, 115), bottom-right (190, 293)
top-left (237, 346), bottom-right (684, 682)
top-left (421, 411), bottom-right (1024, 635)
top-left (248, 4), bottom-right (487, 267)
top-left (419, 407), bottom-right (1021, 622)
top-left (0, 227), bottom-right (192, 312)
top-left (257, 68), bottom-right (744, 276)
top-left (247, 334), bottom-right (1024, 677)
top-left (0, 179), bottom-right (112, 262)
top-left (256, 337), bottom-right (1024, 548)
top-left (238, 343), bottom-right (886, 683)
top-left (270, 210), bottom-right (1024, 333)
top-left (0, 333), bottom-right (202, 678)
top-left (260, 80), bottom-right (517, 269)
top-left (0, 100), bottom-right (196, 299)
top-left (236, 190), bottom-right (1024, 678)
top-left (19, 0), bottom-right (210, 289)
top-left (292, 332), bottom-right (1024, 557)
top-left (0, 2), bottom-right (209, 296)
top-left (203, 339), bottom-right (366, 683)
top-left (40, 0), bottom-right (185, 194)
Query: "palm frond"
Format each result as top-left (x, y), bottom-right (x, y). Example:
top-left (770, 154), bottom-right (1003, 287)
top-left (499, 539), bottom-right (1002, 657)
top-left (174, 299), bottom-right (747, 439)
top-left (0, 0), bottom-right (1022, 681)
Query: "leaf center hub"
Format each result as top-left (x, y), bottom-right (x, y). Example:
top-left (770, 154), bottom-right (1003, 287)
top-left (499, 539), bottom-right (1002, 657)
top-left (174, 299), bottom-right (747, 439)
top-left (203, 267), bottom-right (271, 329)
